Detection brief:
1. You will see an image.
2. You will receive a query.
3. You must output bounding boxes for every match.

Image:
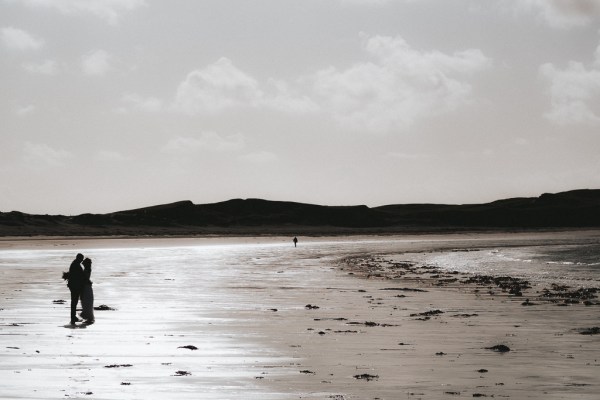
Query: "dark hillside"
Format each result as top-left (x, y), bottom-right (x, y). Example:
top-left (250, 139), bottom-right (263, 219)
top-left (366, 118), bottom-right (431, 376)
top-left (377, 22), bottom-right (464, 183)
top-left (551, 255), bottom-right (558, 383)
top-left (374, 189), bottom-right (600, 227)
top-left (1, 189), bottom-right (600, 236)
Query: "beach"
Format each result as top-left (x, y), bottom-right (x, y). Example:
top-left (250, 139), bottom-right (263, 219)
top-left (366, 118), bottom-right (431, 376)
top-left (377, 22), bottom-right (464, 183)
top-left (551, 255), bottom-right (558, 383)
top-left (1, 232), bottom-right (599, 399)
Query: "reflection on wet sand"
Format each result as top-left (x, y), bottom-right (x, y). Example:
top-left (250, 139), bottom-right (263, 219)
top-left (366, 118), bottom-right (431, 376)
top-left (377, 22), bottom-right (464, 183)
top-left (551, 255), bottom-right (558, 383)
top-left (1, 232), bottom-right (599, 399)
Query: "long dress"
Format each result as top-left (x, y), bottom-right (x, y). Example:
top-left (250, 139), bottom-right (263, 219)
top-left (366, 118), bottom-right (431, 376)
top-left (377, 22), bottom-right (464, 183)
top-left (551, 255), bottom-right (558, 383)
top-left (80, 265), bottom-right (95, 322)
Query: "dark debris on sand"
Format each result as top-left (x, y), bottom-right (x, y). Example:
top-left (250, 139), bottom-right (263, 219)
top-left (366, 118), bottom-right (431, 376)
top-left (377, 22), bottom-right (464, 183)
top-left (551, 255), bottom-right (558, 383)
top-left (178, 345), bottom-right (198, 350)
top-left (578, 327), bottom-right (600, 335)
top-left (342, 255), bottom-right (600, 309)
top-left (410, 309), bottom-right (444, 317)
top-left (411, 309), bottom-right (445, 321)
top-left (462, 275), bottom-right (531, 296)
top-left (452, 313), bottom-right (478, 318)
top-left (486, 345), bottom-right (510, 353)
top-left (353, 373), bottom-right (379, 381)
top-left (347, 321), bottom-right (380, 327)
top-left (540, 284), bottom-right (599, 305)
top-left (300, 370), bottom-right (316, 374)
top-left (94, 304), bottom-right (116, 311)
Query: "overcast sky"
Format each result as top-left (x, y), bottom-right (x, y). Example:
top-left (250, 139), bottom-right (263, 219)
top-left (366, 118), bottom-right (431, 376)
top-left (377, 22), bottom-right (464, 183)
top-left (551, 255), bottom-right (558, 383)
top-left (2, 0), bottom-right (600, 215)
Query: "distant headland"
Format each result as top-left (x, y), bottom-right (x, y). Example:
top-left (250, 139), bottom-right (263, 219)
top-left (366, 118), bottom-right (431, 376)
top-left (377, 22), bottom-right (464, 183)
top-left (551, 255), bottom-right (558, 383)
top-left (1, 189), bottom-right (600, 236)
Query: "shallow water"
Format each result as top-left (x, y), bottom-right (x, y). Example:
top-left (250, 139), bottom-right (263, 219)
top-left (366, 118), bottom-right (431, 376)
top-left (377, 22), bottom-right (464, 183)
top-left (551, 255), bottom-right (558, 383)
top-left (1, 231), bottom-right (599, 399)
top-left (399, 240), bottom-right (600, 288)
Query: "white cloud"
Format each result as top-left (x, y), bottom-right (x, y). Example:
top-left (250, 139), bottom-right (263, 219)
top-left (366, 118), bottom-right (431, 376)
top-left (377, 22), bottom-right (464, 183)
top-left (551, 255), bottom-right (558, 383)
top-left (515, 138), bottom-right (530, 146)
top-left (540, 60), bottom-right (600, 125)
top-left (8, 0), bottom-right (146, 25)
top-left (262, 79), bottom-right (319, 114)
top-left (172, 36), bottom-right (488, 132)
top-left (15, 104), bottom-right (36, 117)
top-left (173, 57), bottom-right (318, 115)
top-left (163, 132), bottom-right (245, 154)
top-left (510, 0), bottom-right (600, 29)
top-left (95, 150), bottom-right (129, 162)
top-left (312, 33), bottom-right (491, 132)
top-left (23, 142), bottom-right (72, 167)
top-left (82, 49), bottom-right (112, 76)
top-left (339, 0), bottom-right (422, 5)
top-left (1, 27), bottom-right (43, 51)
top-left (119, 93), bottom-right (163, 113)
top-left (385, 152), bottom-right (430, 160)
top-left (174, 57), bottom-right (263, 114)
top-left (23, 59), bottom-right (58, 75)
top-left (340, 0), bottom-right (394, 5)
top-left (240, 150), bottom-right (278, 164)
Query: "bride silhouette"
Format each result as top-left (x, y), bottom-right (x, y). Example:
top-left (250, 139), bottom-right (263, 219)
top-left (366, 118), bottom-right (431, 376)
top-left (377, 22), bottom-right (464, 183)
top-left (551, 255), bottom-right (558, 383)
top-left (80, 258), bottom-right (95, 324)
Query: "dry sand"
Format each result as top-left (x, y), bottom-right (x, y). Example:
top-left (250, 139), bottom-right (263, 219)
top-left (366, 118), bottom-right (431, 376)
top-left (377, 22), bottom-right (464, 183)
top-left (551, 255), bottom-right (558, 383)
top-left (1, 232), bottom-right (599, 399)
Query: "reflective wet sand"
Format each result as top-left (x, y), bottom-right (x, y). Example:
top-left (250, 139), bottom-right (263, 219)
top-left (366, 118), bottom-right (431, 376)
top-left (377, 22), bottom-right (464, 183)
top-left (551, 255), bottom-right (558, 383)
top-left (1, 232), bottom-right (599, 399)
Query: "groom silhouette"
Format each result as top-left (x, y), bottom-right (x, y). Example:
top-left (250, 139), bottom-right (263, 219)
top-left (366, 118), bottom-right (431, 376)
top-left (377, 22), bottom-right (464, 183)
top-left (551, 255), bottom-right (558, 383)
top-left (68, 253), bottom-right (86, 324)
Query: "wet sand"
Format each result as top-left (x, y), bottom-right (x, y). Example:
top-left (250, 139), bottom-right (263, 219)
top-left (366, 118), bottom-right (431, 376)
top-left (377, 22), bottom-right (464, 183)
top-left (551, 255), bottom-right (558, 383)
top-left (1, 232), bottom-right (599, 399)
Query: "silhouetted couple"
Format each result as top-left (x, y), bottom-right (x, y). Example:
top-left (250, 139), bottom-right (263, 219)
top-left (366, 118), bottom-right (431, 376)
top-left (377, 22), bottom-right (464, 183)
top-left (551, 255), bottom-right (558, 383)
top-left (66, 253), bottom-right (95, 325)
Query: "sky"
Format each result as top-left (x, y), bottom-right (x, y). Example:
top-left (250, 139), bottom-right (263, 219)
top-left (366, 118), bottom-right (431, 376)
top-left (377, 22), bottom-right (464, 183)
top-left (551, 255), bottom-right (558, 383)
top-left (2, 0), bottom-right (600, 215)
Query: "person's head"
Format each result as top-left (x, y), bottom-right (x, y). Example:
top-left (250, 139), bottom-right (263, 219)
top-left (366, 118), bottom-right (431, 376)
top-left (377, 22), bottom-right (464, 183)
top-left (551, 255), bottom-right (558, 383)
top-left (82, 258), bottom-right (92, 268)
top-left (76, 253), bottom-right (84, 262)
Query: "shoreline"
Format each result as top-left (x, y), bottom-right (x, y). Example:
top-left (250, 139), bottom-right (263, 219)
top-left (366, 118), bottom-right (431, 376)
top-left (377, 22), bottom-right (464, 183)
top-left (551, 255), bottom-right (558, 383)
top-left (2, 227), bottom-right (599, 250)
top-left (341, 252), bottom-right (600, 321)
top-left (2, 226), bottom-right (599, 242)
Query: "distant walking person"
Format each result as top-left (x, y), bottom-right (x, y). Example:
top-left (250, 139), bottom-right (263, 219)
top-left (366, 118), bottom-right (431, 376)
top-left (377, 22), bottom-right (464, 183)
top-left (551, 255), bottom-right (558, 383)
top-left (293, 236), bottom-right (298, 247)
top-left (79, 258), bottom-right (95, 324)
top-left (66, 253), bottom-right (85, 324)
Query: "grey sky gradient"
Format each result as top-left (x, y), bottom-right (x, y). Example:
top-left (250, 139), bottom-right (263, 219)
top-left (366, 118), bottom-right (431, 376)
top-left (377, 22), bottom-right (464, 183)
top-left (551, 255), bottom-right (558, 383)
top-left (2, 0), bottom-right (600, 215)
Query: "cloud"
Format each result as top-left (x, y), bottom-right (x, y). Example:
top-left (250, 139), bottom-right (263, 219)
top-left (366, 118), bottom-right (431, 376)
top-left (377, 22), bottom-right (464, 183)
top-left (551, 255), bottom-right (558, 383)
top-left (510, 0), bottom-right (600, 29)
top-left (172, 36), bottom-right (488, 133)
top-left (385, 152), bottom-right (430, 160)
top-left (262, 79), bottom-right (319, 114)
top-left (82, 49), bottom-right (112, 76)
top-left (174, 57), bottom-right (263, 114)
top-left (339, 0), bottom-right (394, 5)
top-left (312, 33), bottom-right (491, 132)
top-left (1, 27), bottom-right (43, 51)
top-left (23, 59), bottom-right (58, 75)
top-left (173, 57), bottom-right (318, 115)
top-left (163, 132), bottom-right (245, 154)
top-left (22, 142), bottom-right (72, 167)
top-left (540, 38), bottom-right (600, 125)
top-left (119, 93), bottom-right (163, 113)
top-left (7, 0), bottom-right (146, 25)
top-left (515, 138), bottom-right (530, 146)
top-left (95, 150), bottom-right (129, 162)
top-left (339, 0), bottom-right (422, 5)
top-left (15, 104), bottom-right (36, 117)
top-left (240, 150), bottom-right (278, 164)
top-left (540, 60), bottom-right (600, 125)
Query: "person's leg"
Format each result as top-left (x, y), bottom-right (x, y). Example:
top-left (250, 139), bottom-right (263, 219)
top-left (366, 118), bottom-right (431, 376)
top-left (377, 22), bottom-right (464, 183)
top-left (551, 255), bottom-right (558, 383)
top-left (70, 289), bottom-right (80, 323)
top-left (88, 288), bottom-right (94, 322)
